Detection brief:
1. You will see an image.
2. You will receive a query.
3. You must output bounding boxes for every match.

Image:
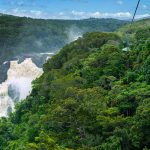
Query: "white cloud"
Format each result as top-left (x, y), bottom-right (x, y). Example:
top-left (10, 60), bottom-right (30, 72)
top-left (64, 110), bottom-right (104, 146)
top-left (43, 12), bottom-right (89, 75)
top-left (0, 9), bottom-right (149, 20)
top-left (71, 10), bottom-right (85, 17)
top-left (58, 12), bottom-right (65, 16)
top-left (0, 8), bottom-right (47, 19)
top-left (30, 10), bottom-right (42, 17)
top-left (17, 1), bottom-right (24, 6)
top-left (10, 0), bottom-right (25, 7)
top-left (136, 13), bottom-right (150, 19)
top-left (117, 0), bottom-right (123, 5)
top-left (141, 4), bottom-right (148, 10)
top-left (71, 11), bottom-right (132, 19)
top-left (12, 8), bottom-right (19, 13)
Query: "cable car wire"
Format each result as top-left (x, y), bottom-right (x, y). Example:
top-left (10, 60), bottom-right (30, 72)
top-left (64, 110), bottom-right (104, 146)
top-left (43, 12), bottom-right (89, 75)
top-left (131, 0), bottom-right (141, 25)
top-left (124, 0), bottom-right (141, 49)
top-left (126, 0), bottom-right (141, 84)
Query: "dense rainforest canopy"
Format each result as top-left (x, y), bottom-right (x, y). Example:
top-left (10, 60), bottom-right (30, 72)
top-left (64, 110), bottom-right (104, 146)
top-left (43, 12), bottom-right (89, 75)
top-left (0, 18), bottom-right (150, 150)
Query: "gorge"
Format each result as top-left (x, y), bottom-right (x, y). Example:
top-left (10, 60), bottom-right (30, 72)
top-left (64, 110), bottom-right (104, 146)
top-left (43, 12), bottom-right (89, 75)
top-left (0, 15), bottom-right (128, 118)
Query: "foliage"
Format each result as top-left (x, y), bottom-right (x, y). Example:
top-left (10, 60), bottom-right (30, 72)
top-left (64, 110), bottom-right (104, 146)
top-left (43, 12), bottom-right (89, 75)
top-left (0, 19), bottom-right (150, 150)
top-left (0, 14), bottom-right (128, 83)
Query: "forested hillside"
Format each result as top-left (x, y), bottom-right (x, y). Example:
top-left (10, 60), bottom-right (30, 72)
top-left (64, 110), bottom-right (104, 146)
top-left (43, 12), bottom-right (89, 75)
top-left (0, 14), bottom-right (128, 83)
top-left (0, 19), bottom-right (150, 150)
top-left (0, 14), bottom-right (128, 61)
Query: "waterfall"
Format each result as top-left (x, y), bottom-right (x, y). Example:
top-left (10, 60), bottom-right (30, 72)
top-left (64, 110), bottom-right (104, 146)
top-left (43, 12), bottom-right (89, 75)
top-left (0, 58), bottom-right (43, 117)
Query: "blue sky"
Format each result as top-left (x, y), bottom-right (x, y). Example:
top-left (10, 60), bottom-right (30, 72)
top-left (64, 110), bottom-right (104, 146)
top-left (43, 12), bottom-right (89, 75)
top-left (0, 0), bottom-right (149, 19)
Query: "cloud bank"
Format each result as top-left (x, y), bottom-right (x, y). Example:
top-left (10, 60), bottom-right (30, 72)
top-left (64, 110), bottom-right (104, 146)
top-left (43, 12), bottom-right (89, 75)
top-left (0, 9), bottom-right (150, 20)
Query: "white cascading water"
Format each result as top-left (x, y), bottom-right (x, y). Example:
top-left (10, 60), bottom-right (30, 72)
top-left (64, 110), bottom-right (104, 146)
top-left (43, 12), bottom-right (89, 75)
top-left (0, 58), bottom-right (43, 117)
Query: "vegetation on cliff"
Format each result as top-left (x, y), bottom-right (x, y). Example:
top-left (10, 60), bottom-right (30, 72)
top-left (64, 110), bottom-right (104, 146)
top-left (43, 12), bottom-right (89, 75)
top-left (0, 19), bottom-right (150, 150)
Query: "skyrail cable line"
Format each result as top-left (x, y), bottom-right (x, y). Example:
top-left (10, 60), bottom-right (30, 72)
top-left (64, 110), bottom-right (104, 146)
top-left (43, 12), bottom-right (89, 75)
top-left (131, 0), bottom-right (141, 25)
top-left (125, 0), bottom-right (141, 48)
top-left (125, 0), bottom-right (141, 85)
